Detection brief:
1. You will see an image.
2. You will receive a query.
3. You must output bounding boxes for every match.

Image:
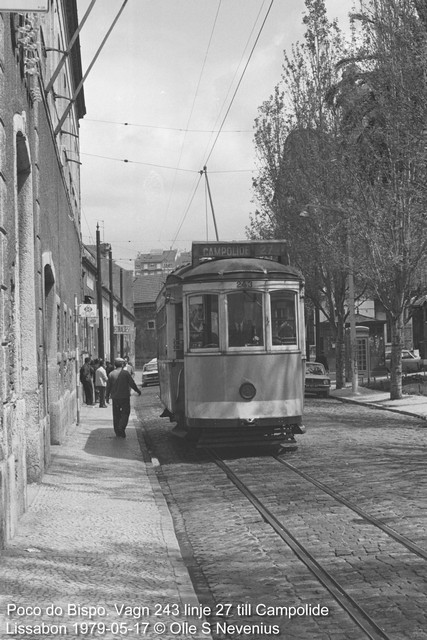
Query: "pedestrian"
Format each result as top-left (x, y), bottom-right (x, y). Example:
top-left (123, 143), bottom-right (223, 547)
top-left (95, 359), bottom-right (108, 408)
top-left (79, 357), bottom-right (93, 405)
top-left (106, 357), bottom-right (141, 438)
top-left (105, 360), bottom-right (114, 376)
top-left (123, 356), bottom-right (134, 377)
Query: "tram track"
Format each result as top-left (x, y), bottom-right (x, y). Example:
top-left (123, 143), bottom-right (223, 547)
top-left (206, 447), bottom-right (427, 640)
top-left (273, 453), bottom-right (427, 562)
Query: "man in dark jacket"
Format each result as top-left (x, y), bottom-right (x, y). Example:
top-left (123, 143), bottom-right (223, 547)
top-left (106, 358), bottom-right (141, 438)
top-left (79, 357), bottom-right (93, 405)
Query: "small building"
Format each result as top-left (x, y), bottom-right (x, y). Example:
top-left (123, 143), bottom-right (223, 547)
top-left (133, 275), bottom-right (164, 367)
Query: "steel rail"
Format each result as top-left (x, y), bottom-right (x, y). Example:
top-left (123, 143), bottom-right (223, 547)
top-left (207, 448), bottom-right (390, 640)
top-left (274, 455), bottom-right (427, 561)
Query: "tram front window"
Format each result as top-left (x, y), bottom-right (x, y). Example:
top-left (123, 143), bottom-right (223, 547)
top-left (188, 294), bottom-right (219, 349)
top-left (271, 290), bottom-right (297, 345)
top-left (227, 291), bottom-right (263, 347)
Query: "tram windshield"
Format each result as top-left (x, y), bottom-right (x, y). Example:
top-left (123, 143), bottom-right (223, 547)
top-left (227, 291), bottom-right (264, 347)
top-left (188, 294), bottom-right (219, 349)
top-left (271, 290), bottom-right (297, 345)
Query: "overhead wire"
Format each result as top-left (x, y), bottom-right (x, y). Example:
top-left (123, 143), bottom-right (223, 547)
top-left (196, 0), bottom-right (270, 170)
top-left (170, 172), bottom-right (204, 247)
top-left (170, 0), bottom-right (276, 248)
top-left (82, 117), bottom-right (252, 133)
top-left (166, 0), bottom-right (223, 244)
top-left (80, 151), bottom-right (253, 173)
top-left (203, 0), bottom-right (275, 167)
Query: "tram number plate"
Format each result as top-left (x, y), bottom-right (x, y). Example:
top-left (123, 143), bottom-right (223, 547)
top-left (236, 280), bottom-right (253, 288)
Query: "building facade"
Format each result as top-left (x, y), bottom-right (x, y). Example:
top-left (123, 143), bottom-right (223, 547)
top-left (135, 248), bottom-right (191, 277)
top-left (0, 3), bottom-right (85, 546)
top-left (82, 244), bottom-right (135, 366)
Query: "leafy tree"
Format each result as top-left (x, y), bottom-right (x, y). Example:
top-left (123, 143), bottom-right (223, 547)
top-left (329, 0), bottom-right (427, 398)
top-left (250, 0), bottom-right (358, 388)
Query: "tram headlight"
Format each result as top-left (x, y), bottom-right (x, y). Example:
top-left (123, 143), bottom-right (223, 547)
top-left (239, 382), bottom-right (256, 400)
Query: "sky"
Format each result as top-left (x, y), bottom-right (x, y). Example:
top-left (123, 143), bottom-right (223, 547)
top-left (76, 0), bottom-right (353, 269)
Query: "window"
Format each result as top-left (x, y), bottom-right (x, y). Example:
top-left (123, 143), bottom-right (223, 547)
top-left (227, 291), bottom-right (263, 347)
top-left (147, 320), bottom-right (155, 330)
top-left (188, 295), bottom-right (219, 349)
top-left (271, 290), bottom-right (297, 345)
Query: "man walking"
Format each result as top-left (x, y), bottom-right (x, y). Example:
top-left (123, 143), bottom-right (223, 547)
top-left (106, 358), bottom-right (141, 438)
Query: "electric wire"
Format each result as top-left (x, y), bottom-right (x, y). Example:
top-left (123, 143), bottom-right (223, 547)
top-left (196, 0), bottom-right (269, 170)
top-left (203, 0), bottom-right (275, 167)
top-left (80, 151), bottom-right (253, 173)
top-left (163, 0), bottom-right (223, 244)
top-left (170, 172), bottom-right (203, 247)
top-left (82, 117), bottom-right (252, 134)
top-left (170, 0), bottom-right (274, 247)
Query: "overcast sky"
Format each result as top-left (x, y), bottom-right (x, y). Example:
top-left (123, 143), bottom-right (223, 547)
top-left (76, 0), bottom-right (352, 269)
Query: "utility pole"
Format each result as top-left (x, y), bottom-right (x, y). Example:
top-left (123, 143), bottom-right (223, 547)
top-left (96, 224), bottom-right (104, 361)
top-left (109, 246), bottom-right (114, 364)
top-left (120, 268), bottom-right (124, 357)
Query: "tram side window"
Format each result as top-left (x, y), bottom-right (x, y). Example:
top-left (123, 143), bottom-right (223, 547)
top-left (271, 290), bottom-right (297, 345)
top-left (188, 295), bottom-right (219, 349)
top-left (227, 291), bottom-right (264, 347)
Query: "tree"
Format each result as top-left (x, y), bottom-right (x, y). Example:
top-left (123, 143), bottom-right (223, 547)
top-left (250, 0), bottom-right (359, 388)
top-left (330, 0), bottom-right (427, 398)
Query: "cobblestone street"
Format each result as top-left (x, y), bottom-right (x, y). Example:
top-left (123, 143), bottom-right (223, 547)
top-left (135, 388), bottom-right (427, 640)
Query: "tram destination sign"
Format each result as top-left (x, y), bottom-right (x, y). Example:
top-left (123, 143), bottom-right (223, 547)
top-left (192, 240), bottom-right (289, 265)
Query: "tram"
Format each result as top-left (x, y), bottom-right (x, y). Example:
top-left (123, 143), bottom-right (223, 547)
top-left (156, 240), bottom-right (306, 447)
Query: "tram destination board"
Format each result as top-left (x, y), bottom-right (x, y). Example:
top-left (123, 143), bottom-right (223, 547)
top-left (192, 240), bottom-right (289, 265)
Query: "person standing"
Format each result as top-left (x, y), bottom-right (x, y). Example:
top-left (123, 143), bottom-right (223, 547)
top-left (79, 357), bottom-right (93, 405)
top-left (95, 359), bottom-right (108, 408)
top-left (106, 358), bottom-right (141, 438)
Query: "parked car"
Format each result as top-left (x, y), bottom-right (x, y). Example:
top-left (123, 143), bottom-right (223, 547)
top-left (385, 349), bottom-right (427, 374)
top-left (141, 358), bottom-right (159, 387)
top-left (305, 362), bottom-right (331, 398)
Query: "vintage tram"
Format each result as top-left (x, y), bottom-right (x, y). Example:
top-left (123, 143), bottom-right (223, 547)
top-left (156, 240), bottom-right (306, 447)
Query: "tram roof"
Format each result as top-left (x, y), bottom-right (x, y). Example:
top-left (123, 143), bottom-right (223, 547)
top-left (165, 257), bottom-right (304, 284)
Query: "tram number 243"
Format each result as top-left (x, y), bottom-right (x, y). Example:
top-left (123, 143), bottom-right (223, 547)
top-left (236, 280), bottom-right (253, 289)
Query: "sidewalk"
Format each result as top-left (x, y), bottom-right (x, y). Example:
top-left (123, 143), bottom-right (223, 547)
top-left (0, 403), bottom-right (212, 640)
top-left (331, 384), bottom-right (427, 421)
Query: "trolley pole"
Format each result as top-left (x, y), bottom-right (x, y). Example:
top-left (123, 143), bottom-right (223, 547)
top-left (201, 166), bottom-right (219, 241)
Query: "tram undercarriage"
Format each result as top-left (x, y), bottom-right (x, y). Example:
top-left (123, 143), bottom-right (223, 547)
top-left (166, 414), bottom-right (306, 448)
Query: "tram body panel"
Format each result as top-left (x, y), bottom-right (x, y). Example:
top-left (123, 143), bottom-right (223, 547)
top-left (184, 353), bottom-right (303, 424)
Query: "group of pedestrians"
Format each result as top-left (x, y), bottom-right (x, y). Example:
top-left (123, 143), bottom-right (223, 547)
top-left (79, 356), bottom-right (141, 438)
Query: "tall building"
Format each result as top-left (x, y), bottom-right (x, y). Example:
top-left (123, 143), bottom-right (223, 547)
top-left (0, 3), bottom-right (85, 546)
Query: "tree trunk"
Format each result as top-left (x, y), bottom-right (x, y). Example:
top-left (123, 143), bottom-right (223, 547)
top-left (335, 318), bottom-right (345, 389)
top-left (389, 312), bottom-right (404, 400)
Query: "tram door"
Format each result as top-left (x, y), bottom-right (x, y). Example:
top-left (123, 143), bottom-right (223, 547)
top-left (356, 326), bottom-right (370, 379)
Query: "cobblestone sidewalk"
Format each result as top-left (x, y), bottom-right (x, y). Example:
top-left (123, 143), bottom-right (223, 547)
top-left (0, 404), bottom-right (210, 639)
